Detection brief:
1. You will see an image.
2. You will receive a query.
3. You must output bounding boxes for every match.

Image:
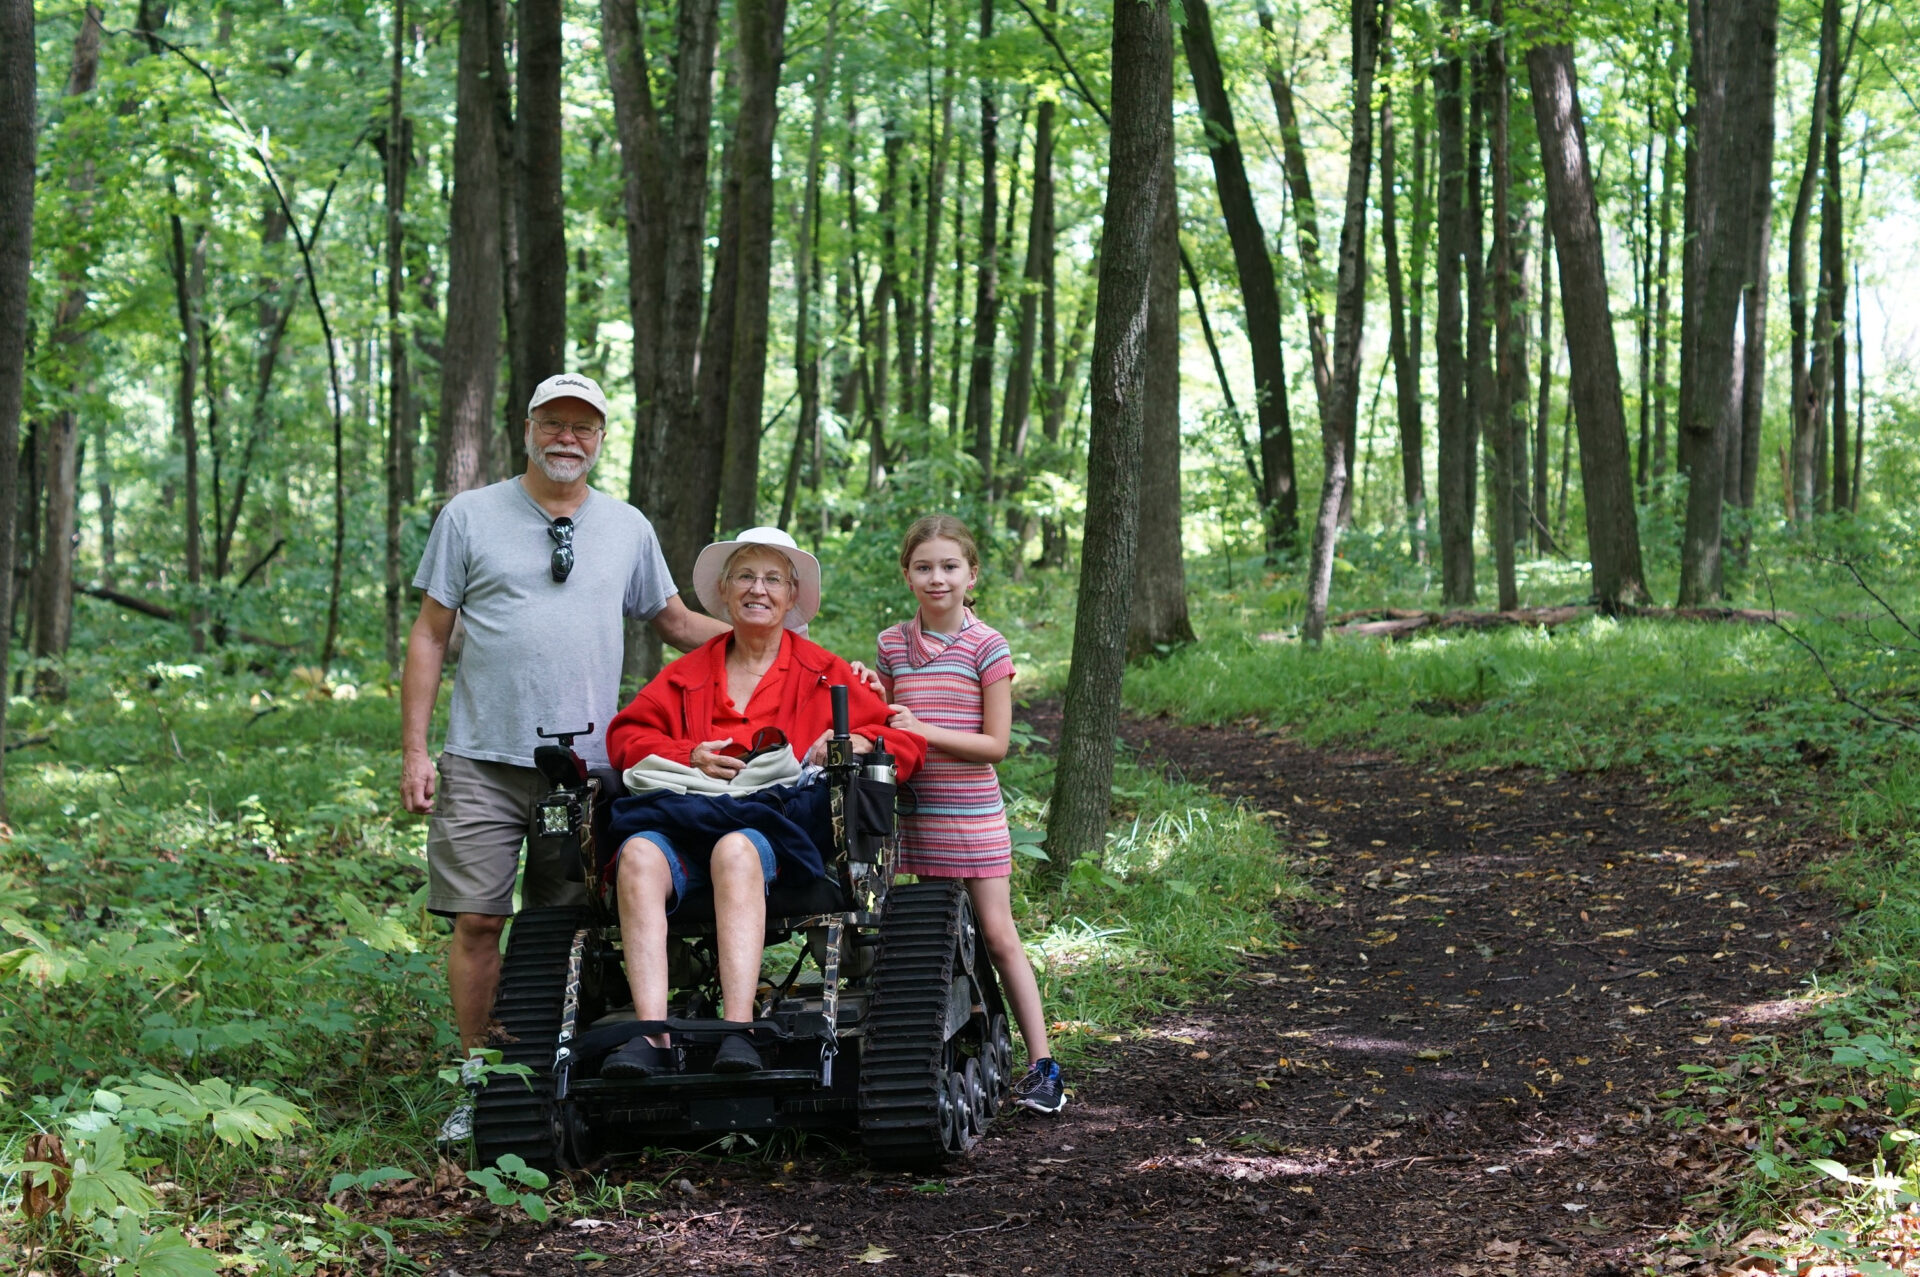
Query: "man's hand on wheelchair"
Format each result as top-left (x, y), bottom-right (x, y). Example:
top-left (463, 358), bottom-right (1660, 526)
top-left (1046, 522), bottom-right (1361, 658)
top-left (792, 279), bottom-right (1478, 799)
top-left (690, 738), bottom-right (746, 780)
top-left (401, 749), bottom-right (437, 814)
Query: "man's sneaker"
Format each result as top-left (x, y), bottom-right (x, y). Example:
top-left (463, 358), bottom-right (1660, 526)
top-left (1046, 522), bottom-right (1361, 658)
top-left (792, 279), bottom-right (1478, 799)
top-left (601, 1037), bottom-right (675, 1079)
top-left (458, 1055), bottom-right (486, 1087)
top-left (435, 1102), bottom-right (474, 1149)
top-left (1012, 1058), bottom-right (1066, 1114)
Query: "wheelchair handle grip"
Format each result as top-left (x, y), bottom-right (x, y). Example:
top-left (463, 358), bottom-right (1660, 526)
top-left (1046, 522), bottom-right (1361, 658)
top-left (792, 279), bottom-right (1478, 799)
top-left (830, 684), bottom-right (850, 739)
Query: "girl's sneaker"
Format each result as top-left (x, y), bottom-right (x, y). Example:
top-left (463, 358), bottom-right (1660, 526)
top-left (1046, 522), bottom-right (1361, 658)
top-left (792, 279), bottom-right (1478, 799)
top-left (1012, 1058), bottom-right (1066, 1114)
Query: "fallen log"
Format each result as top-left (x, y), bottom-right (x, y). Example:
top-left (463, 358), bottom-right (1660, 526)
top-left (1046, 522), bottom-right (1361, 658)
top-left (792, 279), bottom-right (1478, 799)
top-left (78, 584), bottom-right (298, 650)
top-left (1330, 604), bottom-right (1789, 640)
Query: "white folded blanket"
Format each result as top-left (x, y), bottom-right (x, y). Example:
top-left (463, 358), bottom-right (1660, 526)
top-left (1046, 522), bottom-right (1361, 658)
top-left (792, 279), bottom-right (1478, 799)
top-left (620, 747), bottom-right (808, 796)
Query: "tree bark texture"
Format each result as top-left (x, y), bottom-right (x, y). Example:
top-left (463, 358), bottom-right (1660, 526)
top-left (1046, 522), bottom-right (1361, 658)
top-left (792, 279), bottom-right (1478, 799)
top-left (1183, 0), bottom-right (1296, 555)
top-left (1528, 39), bottom-right (1650, 608)
top-left (1784, 0), bottom-right (1830, 522)
top-left (1301, 0), bottom-right (1381, 643)
top-left (1820, 43), bottom-right (1847, 515)
top-left (515, 0), bottom-right (566, 410)
top-left (383, 0), bottom-right (410, 671)
top-left (999, 98), bottom-right (1052, 472)
top-left (436, 0), bottom-right (503, 502)
top-left (31, 7), bottom-right (104, 688)
top-left (1433, 0), bottom-right (1473, 604)
top-left (1127, 93), bottom-right (1193, 660)
top-left (602, 0), bottom-right (665, 504)
top-left (1486, 11), bottom-right (1517, 611)
top-left (0, 0), bottom-right (29, 815)
top-left (1676, 0), bottom-right (1776, 604)
top-left (720, 0), bottom-right (790, 534)
top-left (1043, 0), bottom-right (1170, 878)
top-left (964, 0), bottom-right (999, 496)
top-left (1380, 74), bottom-right (1425, 562)
top-left (1259, 6), bottom-right (1331, 430)
top-left (166, 220), bottom-right (206, 651)
top-left (781, 16), bottom-right (835, 531)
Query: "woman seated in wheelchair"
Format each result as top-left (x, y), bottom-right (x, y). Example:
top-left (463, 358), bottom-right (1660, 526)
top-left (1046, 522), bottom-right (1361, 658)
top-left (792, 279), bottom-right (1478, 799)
top-left (599, 526), bottom-right (923, 1078)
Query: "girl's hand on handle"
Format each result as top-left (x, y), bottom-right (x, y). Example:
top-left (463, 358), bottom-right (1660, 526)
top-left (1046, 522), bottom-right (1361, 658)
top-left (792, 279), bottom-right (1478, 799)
top-left (847, 661), bottom-right (887, 698)
top-left (690, 738), bottom-right (743, 780)
top-left (886, 704), bottom-right (926, 735)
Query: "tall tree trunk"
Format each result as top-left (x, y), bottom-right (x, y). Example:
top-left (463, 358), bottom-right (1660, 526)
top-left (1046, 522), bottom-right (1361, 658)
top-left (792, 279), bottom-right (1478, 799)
top-left (437, 0), bottom-right (503, 502)
top-left (1434, 0), bottom-right (1473, 603)
top-left (489, 0), bottom-right (520, 478)
top-left (1821, 39), bottom-right (1847, 515)
top-left (1464, 40), bottom-right (1490, 560)
top-left (695, 115), bottom-right (741, 559)
top-left (165, 220), bottom-right (206, 651)
top-left (999, 99), bottom-right (1051, 475)
top-left (1735, 157), bottom-right (1771, 529)
top-left (1043, 0), bottom-right (1170, 878)
top-left (1787, 0), bottom-right (1834, 520)
top-left (1128, 97), bottom-right (1193, 659)
top-left (94, 416), bottom-right (113, 587)
top-left (515, 0), bottom-right (566, 407)
top-left (1380, 70), bottom-right (1424, 563)
top-left (781, 9), bottom-right (835, 531)
top-left (1301, 0), bottom-right (1382, 642)
top-left (603, 0), bottom-right (665, 519)
top-left (383, 0), bottom-right (410, 672)
top-left (1653, 121), bottom-right (1675, 482)
top-left (1259, 3), bottom-right (1331, 428)
top-left (30, 7), bottom-right (104, 694)
top-left (1183, 0), bottom-right (1297, 555)
top-left (1676, 0), bottom-right (1776, 603)
top-left (1534, 213), bottom-right (1554, 548)
top-left (918, 38), bottom-right (956, 426)
top-left (720, 0), bottom-right (790, 533)
top-left (1636, 92), bottom-right (1656, 498)
top-left (1486, 4), bottom-right (1517, 610)
top-left (0, 0), bottom-right (29, 815)
top-left (638, 0), bottom-right (719, 602)
top-left (963, 0), bottom-right (1000, 500)
top-left (1528, 38), bottom-right (1650, 608)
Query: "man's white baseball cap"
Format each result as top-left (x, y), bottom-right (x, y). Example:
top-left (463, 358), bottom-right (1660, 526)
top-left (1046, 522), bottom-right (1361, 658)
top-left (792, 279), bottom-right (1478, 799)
top-left (527, 372), bottom-right (609, 419)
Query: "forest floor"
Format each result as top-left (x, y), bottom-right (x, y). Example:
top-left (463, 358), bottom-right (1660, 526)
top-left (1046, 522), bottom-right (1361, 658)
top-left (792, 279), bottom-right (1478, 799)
top-left (403, 706), bottom-right (1838, 1277)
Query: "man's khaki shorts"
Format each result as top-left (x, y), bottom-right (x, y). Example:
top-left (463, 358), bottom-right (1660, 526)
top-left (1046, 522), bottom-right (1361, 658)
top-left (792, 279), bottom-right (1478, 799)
top-left (426, 752), bottom-right (590, 917)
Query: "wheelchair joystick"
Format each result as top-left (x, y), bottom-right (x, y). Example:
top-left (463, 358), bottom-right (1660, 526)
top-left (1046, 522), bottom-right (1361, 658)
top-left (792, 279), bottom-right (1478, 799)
top-left (826, 685), bottom-right (855, 772)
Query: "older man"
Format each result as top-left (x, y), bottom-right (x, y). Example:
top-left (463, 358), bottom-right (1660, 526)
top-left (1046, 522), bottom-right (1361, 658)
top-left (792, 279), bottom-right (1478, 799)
top-left (401, 373), bottom-right (727, 1097)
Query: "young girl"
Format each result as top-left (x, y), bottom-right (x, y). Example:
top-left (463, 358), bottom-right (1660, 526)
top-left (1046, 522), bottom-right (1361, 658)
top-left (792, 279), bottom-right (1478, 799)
top-left (875, 515), bottom-right (1064, 1114)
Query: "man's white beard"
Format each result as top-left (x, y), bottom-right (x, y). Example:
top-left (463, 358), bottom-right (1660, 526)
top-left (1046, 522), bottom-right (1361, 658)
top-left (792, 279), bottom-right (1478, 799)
top-left (526, 430), bottom-right (601, 484)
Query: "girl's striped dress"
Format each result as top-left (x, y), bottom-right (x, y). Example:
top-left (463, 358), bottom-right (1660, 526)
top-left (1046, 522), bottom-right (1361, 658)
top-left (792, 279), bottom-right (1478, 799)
top-left (876, 611), bottom-right (1015, 877)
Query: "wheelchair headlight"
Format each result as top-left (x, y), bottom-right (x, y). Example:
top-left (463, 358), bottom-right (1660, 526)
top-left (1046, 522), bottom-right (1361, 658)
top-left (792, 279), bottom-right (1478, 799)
top-left (535, 797), bottom-right (575, 837)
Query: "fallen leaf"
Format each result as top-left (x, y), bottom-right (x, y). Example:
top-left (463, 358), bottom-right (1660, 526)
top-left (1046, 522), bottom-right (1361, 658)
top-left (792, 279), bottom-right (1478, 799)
top-left (853, 1243), bottom-right (896, 1263)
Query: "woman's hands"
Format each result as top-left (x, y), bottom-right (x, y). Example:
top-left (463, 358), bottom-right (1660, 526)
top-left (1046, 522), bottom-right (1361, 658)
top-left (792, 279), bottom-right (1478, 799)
top-left (804, 730), bottom-right (873, 766)
top-left (689, 738), bottom-right (745, 780)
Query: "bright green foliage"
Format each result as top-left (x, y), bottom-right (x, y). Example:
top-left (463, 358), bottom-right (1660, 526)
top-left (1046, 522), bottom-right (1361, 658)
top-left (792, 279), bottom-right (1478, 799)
top-left (467, 1154), bottom-right (552, 1223)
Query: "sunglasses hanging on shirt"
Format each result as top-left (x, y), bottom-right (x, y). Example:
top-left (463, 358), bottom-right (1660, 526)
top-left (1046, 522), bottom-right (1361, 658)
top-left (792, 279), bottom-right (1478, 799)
top-left (549, 517), bottom-right (576, 583)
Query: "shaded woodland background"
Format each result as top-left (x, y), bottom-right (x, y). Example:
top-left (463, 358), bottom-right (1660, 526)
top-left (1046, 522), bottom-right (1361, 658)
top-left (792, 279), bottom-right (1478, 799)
top-left (0, 0), bottom-right (1916, 836)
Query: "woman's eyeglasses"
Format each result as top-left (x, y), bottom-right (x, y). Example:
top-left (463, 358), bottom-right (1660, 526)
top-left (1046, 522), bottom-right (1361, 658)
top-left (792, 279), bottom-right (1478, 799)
top-left (729, 570), bottom-right (791, 590)
top-left (549, 518), bottom-right (576, 583)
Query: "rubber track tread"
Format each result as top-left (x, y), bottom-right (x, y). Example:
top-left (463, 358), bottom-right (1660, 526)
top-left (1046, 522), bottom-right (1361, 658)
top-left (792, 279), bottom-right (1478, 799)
top-left (473, 907), bottom-right (585, 1169)
top-left (859, 882), bottom-right (966, 1168)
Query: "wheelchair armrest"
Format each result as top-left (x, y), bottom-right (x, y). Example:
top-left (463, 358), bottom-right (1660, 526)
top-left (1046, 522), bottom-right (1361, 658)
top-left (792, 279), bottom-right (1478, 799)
top-left (589, 767), bottom-right (627, 800)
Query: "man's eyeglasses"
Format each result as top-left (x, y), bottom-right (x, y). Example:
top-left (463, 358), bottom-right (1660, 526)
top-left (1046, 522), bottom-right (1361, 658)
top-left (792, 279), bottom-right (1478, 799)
top-left (549, 517), bottom-right (576, 583)
top-left (729, 570), bottom-right (791, 590)
top-left (531, 418), bottom-right (604, 441)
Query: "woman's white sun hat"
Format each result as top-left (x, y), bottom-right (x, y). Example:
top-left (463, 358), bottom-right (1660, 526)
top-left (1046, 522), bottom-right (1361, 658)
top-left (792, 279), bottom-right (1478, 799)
top-left (692, 526), bottom-right (822, 630)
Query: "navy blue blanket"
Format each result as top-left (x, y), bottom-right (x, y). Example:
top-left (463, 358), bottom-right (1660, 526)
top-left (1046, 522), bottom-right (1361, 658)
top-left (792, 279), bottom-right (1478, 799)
top-left (605, 778), bottom-right (833, 884)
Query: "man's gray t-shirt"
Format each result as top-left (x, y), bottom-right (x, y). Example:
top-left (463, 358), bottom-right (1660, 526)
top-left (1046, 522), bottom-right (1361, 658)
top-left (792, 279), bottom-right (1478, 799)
top-left (413, 478), bottom-right (673, 769)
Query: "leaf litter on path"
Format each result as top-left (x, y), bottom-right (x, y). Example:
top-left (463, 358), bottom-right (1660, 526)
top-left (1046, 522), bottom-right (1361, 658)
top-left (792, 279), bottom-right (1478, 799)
top-left (406, 707), bottom-right (1838, 1276)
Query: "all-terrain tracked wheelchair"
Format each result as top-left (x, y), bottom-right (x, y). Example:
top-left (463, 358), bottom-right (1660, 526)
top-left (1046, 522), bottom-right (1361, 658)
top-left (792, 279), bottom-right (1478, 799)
top-left (470, 688), bottom-right (1014, 1172)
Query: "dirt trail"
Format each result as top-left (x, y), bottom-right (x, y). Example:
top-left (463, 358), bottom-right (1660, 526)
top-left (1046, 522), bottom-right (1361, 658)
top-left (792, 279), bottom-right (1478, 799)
top-left (419, 711), bottom-right (1835, 1277)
